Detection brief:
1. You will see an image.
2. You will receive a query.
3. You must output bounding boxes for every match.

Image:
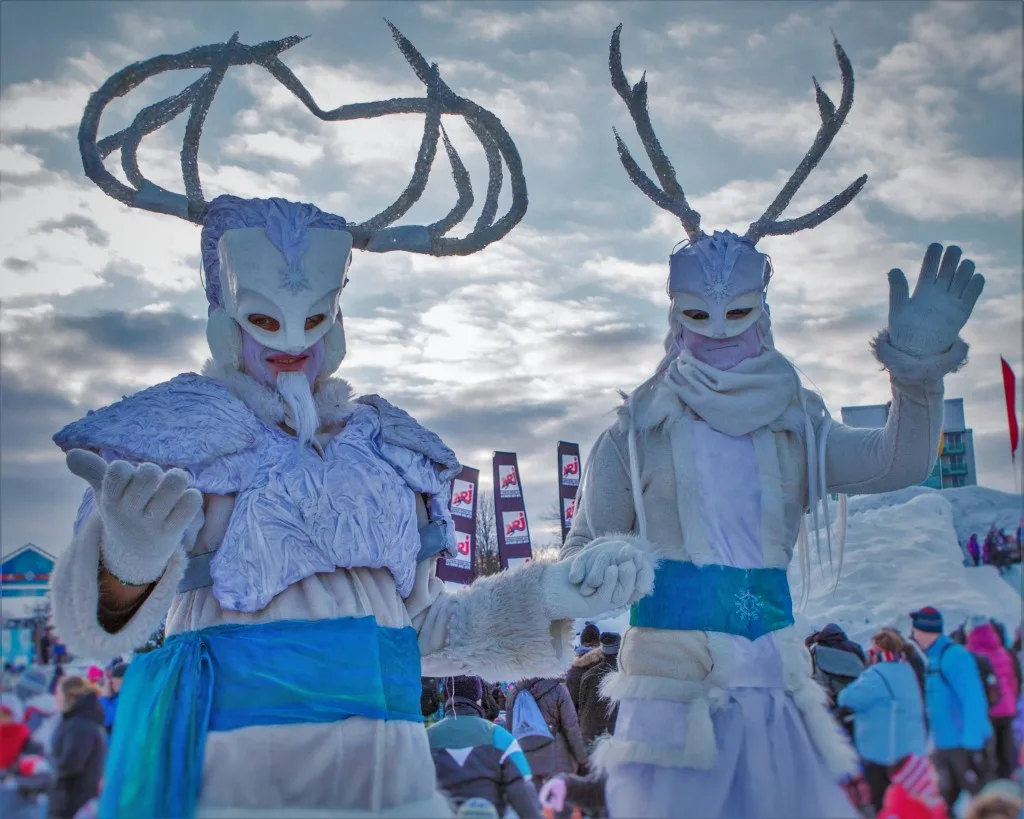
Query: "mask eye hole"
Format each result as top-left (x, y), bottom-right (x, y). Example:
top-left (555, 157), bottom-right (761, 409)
top-left (682, 309), bottom-right (710, 320)
top-left (304, 314), bottom-right (327, 331)
top-left (248, 314), bottom-right (280, 332)
top-left (726, 308), bottom-right (753, 319)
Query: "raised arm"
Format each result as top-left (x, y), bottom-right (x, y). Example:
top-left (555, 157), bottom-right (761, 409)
top-left (823, 244), bottom-right (983, 495)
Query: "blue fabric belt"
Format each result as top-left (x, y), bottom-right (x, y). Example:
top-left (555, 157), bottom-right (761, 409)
top-left (100, 616), bottom-right (423, 819)
top-left (630, 560), bottom-right (794, 641)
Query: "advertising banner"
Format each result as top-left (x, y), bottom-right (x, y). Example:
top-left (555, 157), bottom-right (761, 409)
top-left (493, 452), bottom-right (533, 570)
top-left (437, 466), bottom-right (479, 585)
top-left (557, 441), bottom-right (582, 544)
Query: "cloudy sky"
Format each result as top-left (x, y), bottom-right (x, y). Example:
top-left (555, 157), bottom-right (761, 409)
top-left (1, 0), bottom-right (1021, 558)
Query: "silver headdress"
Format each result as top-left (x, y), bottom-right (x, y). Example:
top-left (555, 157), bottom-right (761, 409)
top-left (609, 23), bottom-right (866, 246)
top-left (78, 22), bottom-right (526, 256)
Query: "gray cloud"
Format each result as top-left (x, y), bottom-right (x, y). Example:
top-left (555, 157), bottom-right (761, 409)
top-left (33, 213), bottom-right (110, 247)
top-left (3, 257), bottom-right (37, 273)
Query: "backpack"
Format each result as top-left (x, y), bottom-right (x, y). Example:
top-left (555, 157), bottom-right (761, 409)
top-left (931, 643), bottom-right (1001, 710)
top-left (811, 644), bottom-right (865, 706)
top-left (511, 689), bottom-right (554, 743)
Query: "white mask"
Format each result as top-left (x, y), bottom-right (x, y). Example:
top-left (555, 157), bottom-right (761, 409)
top-left (217, 227), bottom-right (353, 354)
top-left (668, 231), bottom-right (771, 339)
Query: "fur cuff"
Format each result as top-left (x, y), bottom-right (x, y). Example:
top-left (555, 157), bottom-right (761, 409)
top-left (50, 514), bottom-right (183, 661)
top-left (592, 725), bottom-right (717, 774)
top-left (871, 331), bottom-right (969, 384)
top-left (441, 558), bottom-right (574, 682)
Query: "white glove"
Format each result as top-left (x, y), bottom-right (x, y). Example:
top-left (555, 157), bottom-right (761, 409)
top-left (541, 538), bottom-right (656, 621)
top-left (67, 449), bottom-right (203, 585)
top-left (887, 243), bottom-right (984, 357)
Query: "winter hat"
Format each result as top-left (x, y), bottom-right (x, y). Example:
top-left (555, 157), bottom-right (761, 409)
top-left (600, 632), bottom-right (621, 656)
top-left (446, 676), bottom-right (484, 703)
top-left (110, 662), bottom-right (129, 680)
top-left (0, 693), bottom-right (23, 722)
top-left (910, 607), bottom-right (943, 634)
top-left (87, 665), bottom-right (104, 683)
top-left (580, 623), bottom-right (601, 647)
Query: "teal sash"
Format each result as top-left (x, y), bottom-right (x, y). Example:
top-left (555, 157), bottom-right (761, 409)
top-left (100, 616), bottom-right (422, 819)
top-left (630, 560), bottom-right (794, 640)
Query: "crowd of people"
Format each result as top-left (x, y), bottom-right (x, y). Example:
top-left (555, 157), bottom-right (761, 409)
top-left (414, 610), bottom-right (1024, 819)
top-left (0, 658), bottom-right (127, 818)
top-left (964, 523), bottom-right (1023, 571)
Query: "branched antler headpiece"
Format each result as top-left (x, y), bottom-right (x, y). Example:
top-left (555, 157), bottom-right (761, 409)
top-left (609, 24), bottom-right (867, 246)
top-left (79, 22), bottom-right (526, 256)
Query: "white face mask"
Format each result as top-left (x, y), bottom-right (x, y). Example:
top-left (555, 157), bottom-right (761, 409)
top-left (217, 227), bottom-right (353, 353)
top-left (668, 231), bottom-right (770, 339)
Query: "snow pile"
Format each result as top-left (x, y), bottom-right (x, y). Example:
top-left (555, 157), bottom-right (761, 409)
top-left (580, 486), bottom-right (1022, 649)
top-left (792, 489), bottom-right (1022, 647)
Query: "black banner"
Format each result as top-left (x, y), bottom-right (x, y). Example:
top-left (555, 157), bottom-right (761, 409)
top-left (493, 451), bottom-right (533, 570)
top-left (438, 466), bottom-right (478, 585)
top-left (557, 441), bottom-right (581, 544)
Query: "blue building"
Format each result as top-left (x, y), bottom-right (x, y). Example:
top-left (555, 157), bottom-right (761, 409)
top-left (840, 397), bottom-right (977, 489)
top-left (1, 543), bottom-right (55, 601)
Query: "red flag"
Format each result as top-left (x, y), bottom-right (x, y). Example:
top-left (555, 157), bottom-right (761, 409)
top-left (1001, 357), bottom-right (1019, 460)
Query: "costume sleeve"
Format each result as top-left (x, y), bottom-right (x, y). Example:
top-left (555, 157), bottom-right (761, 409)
top-left (836, 667), bottom-right (885, 713)
top-left (821, 334), bottom-right (967, 495)
top-left (561, 427), bottom-right (636, 558)
top-left (50, 487), bottom-right (200, 662)
top-left (492, 726), bottom-right (542, 819)
top-left (948, 648), bottom-right (993, 750)
top-left (405, 558), bottom-right (575, 682)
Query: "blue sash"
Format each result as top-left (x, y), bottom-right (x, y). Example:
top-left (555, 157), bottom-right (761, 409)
top-left (100, 616), bottom-right (422, 819)
top-left (630, 560), bottom-right (794, 640)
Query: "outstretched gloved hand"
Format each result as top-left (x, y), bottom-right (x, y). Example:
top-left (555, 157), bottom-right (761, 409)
top-left (66, 449), bottom-right (202, 586)
top-left (541, 537), bottom-right (656, 621)
top-left (886, 243), bottom-right (984, 358)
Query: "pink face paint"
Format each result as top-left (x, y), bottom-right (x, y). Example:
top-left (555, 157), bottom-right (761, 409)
top-left (242, 331), bottom-right (325, 388)
top-left (681, 322), bottom-right (762, 370)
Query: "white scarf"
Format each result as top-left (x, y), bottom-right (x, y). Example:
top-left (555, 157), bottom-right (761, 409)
top-left (663, 349), bottom-right (801, 436)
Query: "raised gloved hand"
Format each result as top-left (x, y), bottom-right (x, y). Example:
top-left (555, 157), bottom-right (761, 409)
top-left (886, 243), bottom-right (985, 357)
top-left (541, 537), bottom-right (656, 621)
top-left (66, 449), bottom-right (203, 585)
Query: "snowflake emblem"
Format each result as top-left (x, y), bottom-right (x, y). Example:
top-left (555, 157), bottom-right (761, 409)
top-left (734, 589), bottom-right (764, 622)
top-left (704, 272), bottom-right (732, 303)
top-left (279, 261), bottom-right (311, 295)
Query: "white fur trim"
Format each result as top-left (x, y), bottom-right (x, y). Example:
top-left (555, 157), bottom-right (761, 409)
top-left (752, 428), bottom-right (789, 570)
top-left (592, 720), bottom-right (718, 773)
top-left (600, 670), bottom-right (708, 704)
top-left (440, 558), bottom-right (574, 682)
top-left (201, 360), bottom-right (354, 429)
top-left (321, 320), bottom-right (347, 379)
top-left (775, 627), bottom-right (859, 778)
top-left (198, 793), bottom-right (453, 819)
top-left (206, 308), bottom-right (243, 371)
top-left (871, 332), bottom-right (969, 383)
top-left (50, 514), bottom-right (184, 661)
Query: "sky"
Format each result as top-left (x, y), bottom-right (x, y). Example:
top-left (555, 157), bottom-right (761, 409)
top-left (1, 0), bottom-right (1021, 557)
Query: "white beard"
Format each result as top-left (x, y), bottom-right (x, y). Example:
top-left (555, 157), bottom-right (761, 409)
top-left (276, 371), bottom-right (320, 448)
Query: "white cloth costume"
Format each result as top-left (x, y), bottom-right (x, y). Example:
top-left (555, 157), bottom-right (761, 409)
top-left (559, 26), bottom-right (986, 819)
top-left (50, 27), bottom-right (654, 818)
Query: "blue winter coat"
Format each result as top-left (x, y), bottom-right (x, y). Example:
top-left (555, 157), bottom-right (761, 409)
top-left (837, 661), bottom-right (927, 765)
top-left (923, 636), bottom-right (993, 751)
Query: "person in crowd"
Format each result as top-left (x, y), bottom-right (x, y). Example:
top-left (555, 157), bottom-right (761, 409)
top-left (964, 779), bottom-right (1022, 819)
top-left (966, 534), bottom-right (981, 567)
top-left (566, 625), bottom-right (604, 711)
top-left (421, 678), bottom-right (444, 727)
top-left (966, 618), bottom-right (1022, 780)
top-left (540, 773), bottom-right (609, 819)
top-left (983, 525), bottom-right (999, 567)
top-left (506, 678), bottom-right (588, 786)
top-left (48, 666), bottom-right (64, 696)
top-left (578, 632), bottom-right (621, 745)
top-left (911, 607), bottom-right (994, 810)
top-left (427, 676), bottom-right (541, 819)
top-left (49, 676), bottom-right (106, 819)
top-left (807, 623), bottom-right (867, 732)
top-left (1, 695), bottom-right (32, 770)
top-left (837, 630), bottom-right (928, 812)
top-left (877, 753), bottom-right (948, 819)
top-left (97, 663), bottom-right (127, 736)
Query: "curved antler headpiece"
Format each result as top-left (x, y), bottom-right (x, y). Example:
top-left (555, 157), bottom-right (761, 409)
top-left (609, 24), bottom-right (867, 247)
top-left (79, 23), bottom-right (527, 256)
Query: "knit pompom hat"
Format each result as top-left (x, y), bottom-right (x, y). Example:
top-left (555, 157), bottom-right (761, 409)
top-left (910, 607), bottom-right (943, 634)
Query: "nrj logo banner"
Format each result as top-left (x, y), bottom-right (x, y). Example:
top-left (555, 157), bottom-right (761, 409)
top-left (493, 451), bottom-right (533, 569)
top-left (439, 465), bottom-right (479, 586)
top-left (557, 442), bottom-right (582, 544)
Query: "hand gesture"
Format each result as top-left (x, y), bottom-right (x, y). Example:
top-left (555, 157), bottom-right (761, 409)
top-left (542, 538), bottom-right (656, 621)
top-left (887, 243), bottom-right (984, 357)
top-left (66, 449), bottom-right (202, 585)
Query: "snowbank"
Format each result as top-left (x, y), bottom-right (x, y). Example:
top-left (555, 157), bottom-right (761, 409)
top-left (792, 490), bottom-right (1022, 647)
top-left (577, 486), bottom-right (1022, 649)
